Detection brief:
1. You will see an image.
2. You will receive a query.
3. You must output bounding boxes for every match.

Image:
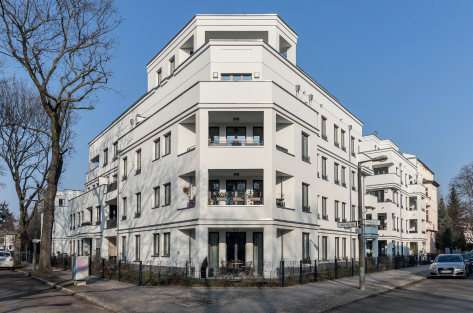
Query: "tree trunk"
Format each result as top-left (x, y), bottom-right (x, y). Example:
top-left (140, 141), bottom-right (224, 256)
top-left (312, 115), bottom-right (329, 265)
top-left (38, 116), bottom-right (62, 273)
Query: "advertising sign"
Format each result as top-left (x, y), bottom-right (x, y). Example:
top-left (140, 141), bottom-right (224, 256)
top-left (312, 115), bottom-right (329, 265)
top-left (73, 256), bottom-right (89, 281)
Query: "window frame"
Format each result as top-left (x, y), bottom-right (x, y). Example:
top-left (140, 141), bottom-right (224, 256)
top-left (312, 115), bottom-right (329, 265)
top-left (163, 232), bottom-right (170, 257)
top-left (164, 183), bottom-right (171, 206)
top-left (153, 233), bottom-right (160, 257)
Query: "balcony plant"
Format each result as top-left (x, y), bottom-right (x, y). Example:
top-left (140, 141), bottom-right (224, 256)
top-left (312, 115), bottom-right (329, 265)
top-left (217, 192), bottom-right (227, 205)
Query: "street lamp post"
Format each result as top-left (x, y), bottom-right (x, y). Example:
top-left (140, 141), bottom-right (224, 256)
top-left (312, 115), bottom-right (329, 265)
top-left (358, 155), bottom-right (387, 291)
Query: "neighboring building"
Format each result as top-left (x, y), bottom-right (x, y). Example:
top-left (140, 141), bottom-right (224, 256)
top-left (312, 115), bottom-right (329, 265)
top-left (360, 134), bottom-right (439, 256)
top-left (0, 232), bottom-right (16, 252)
top-left (52, 190), bottom-right (82, 255)
top-left (55, 14), bottom-right (438, 277)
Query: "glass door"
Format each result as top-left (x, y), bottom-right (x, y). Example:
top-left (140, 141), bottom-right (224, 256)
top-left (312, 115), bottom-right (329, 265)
top-left (226, 180), bottom-right (246, 205)
top-left (253, 232), bottom-right (263, 276)
top-left (208, 232), bottom-right (219, 277)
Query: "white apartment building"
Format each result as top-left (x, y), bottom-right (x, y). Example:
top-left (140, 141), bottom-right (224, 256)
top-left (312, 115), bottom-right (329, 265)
top-left (52, 189), bottom-right (82, 255)
top-left (360, 134), bottom-right (439, 256)
top-left (57, 14), bottom-right (437, 278)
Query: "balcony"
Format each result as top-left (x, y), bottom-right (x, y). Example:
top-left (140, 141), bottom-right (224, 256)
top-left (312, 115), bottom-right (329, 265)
top-left (208, 169), bottom-right (263, 206)
top-left (107, 181), bottom-right (117, 193)
top-left (365, 173), bottom-right (400, 189)
top-left (208, 111), bottom-right (264, 147)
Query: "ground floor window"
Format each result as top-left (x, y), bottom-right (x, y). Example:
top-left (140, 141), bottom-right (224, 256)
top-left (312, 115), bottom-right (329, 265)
top-left (163, 232), bottom-right (170, 257)
top-left (335, 237), bottom-right (340, 259)
top-left (121, 236), bottom-right (126, 261)
top-left (135, 235), bottom-right (140, 261)
top-left (153, 233), bottom-right (160, 256)
top-left (342, 238), bottom-right (347, 259)
top-left (322, 236), bottom-right (328, 260)
top-left (302, 232), bottom-right (310, 261)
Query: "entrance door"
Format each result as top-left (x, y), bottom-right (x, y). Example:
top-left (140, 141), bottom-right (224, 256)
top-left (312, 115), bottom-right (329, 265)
top-left (226, 232), bottom-right (246, 263)
top-left (208, 232), bottom-right (219, 277)
top-left (226, 180), bottom-right (246, 205)
top-left (253, 232), bottom-right (263, 276)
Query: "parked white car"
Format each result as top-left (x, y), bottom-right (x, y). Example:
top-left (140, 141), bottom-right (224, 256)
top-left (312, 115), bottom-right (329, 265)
top-left (0, 251), bottom-right (14, 269)
top-left (429, 254), bottom-right (466, 278)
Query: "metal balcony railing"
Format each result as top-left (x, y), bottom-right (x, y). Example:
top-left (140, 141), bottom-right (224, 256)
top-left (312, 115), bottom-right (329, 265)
top-left (106, 219), bottom-right (117, 229)
top-left (208, 191), bottom-right (263, 205)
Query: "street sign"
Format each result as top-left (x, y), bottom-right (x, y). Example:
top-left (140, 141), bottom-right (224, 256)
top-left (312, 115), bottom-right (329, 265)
top-left (364, 220), bottom-right (380, 226)
top-left (337, 221), bottom-right (358, 228)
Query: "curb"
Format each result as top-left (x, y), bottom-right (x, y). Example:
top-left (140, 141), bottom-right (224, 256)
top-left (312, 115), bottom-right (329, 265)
top-left (320, 273), bottom-right (427, 312)
top-left (15, 269), bottom-right (120, 313)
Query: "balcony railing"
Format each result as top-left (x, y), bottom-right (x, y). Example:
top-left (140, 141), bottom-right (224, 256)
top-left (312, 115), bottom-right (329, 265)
top-left (208, 191), bottom-right (263, 205)
top-left (209, 137), bottom-right (264, 146)
top-left (81, 221), bottom-right (92, 226)
top-left (107, 181), bottom-right (117, 193)
top-left (276, 198), bottom-right (285, 208)
top-left (106, 219), bottom-right (117, 229)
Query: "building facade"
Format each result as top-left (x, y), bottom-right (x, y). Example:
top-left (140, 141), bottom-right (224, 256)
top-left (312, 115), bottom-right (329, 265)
top-left (52, 190), bottom-right (82, 255)
top-left (54, 14), bottom-right (438, 277)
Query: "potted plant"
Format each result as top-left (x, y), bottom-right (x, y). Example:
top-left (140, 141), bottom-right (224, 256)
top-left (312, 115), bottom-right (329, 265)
top-left (217, 191), bottom-right (227, 205)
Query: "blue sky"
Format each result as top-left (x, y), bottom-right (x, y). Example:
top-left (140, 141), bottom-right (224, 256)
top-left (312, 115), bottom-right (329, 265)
top-left (2, 0), bottom-right (473, 214)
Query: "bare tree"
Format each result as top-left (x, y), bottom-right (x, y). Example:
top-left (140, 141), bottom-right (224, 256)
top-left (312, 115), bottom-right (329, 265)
top-left (453, 162), bottom-right (473, 224)
top-left (0, 0), bottom-right (119, 272)
top-left (0, 78), bottom-right (50, 251)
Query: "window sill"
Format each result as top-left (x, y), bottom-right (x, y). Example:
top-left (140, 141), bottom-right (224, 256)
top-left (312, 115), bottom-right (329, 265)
top-left (162, 152), bottom-right (171, 158)
top-left (151, 206), bottom-right (160, 209)
top-left (151, 254), bottom-right (160, 258)
top-left (135, 170), bottom-right (141, 176)
top-left (152, 157), bottom-right (161, 163)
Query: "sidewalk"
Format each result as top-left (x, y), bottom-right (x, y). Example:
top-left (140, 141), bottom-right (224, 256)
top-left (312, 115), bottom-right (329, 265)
top-left (19, 265), bottom-right (429, 313)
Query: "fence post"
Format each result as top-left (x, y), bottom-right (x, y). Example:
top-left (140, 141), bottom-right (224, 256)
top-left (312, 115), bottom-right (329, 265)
top-left (365, 257), bottom-right (368, 274)
top-left (118, 260), bottom-right (121, 281)
top-left (101, 258), bottom-right (105, 279)
top-left (299, 260), bottom-right (303, 284)
top-left (88, 255), bottom-right (92, 276)
top-left (280, 260), bottom-right (285, 287)
top-left (376, 257), bottom-right (380, 272)
top-left (314, 260), bottom-right (318, 281)
top-left (138, 261), bottom-right (143, 286)
top-left (334, 258), bottom-right (338, 279)
top-left (351, 258), bottom-right (355, 276)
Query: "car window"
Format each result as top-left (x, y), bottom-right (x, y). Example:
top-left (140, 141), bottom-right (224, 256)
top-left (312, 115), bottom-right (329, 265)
top-left (437, 255), bottom-right (463, 262)
top-left (0, 252), bottom-right (5, 257)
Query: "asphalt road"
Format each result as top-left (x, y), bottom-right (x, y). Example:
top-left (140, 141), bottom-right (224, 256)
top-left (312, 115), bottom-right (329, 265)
top-left (327, 275), bottom-right (473, 313)
top-left (0, 270), bottom-right (109, 313)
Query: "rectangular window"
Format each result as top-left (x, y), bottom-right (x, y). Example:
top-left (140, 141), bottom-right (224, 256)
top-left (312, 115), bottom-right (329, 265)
top-left (135, 149), bottom-right (141, 174)
top-left (342, 202), bottom-right (346, 221)
top-left (113, 142), bottom-right (118, 160)
top-left (341, 166), bottom-right (346, 186)
top-left (135, 193), bottom-right (141, 217)
top-left (135, 235), bottom-right (141, 261)
top-left (335, 237), bottom-right (340, 259)
top-left (351, 170), bottom-right (356, 190)
top-left (153, 233), bottom-right (160, 256)
top-left (335, 200), bottom-right (340, 221)
top-left (334, 163), bottom-right (339, 184)
top-left (157, 68), bottom-right (162, 85)
top-left (121, 236), bottom-right (126, 261)
top-left (153, 186), bottom-right (160, 208)
top-left (153, 138), bottom-right (160, 160)
top-left (352, 238), bottom-right (356, 258)
top-left (322, 236), bottom-right (328, 260)
top-left (321, 116), bottom-right (327, 140)
top-left (253, 126), bottom-right (264, 145)
top-left (221, 73), bottom-right (252, 81)
top-left (96, 206), bottom-right (101, 224)
top-left (209, 126), bottom-right (220, 144)
top-left (334, 124), bottom-right (339, 147)
top-left (374, 167), bottom-right (389, 175)
top-left (163, 232), bottom-right (170, 257)
top-left (322, 157), bottom-right (328, 180)
top-left (340, 129), bottom-right (346, 150)
top-left (122, 157), bottom-right (128, 180)
top-left (103, 148), bottom-right (108, 166)
top-left (301, 132), bottom-right (309, 162)
top-left (122, 197), bottom-right (127, 219)
top-left (169, 56), bottom-right (175, 74)
top-left (302, 183), bottom-right (310, 212)
top-left (302, 233), bottom-right (310, 261)
top-left (164, 183), bottom-right (171, 206)
top-left (350, 136), bottom-right (356, 156)
top-left (164, 133), bottom-right (171, 155)
top-left (342, 238), bottom-right (347, 259)
top-left (322, 197), bottom-right (328, 220)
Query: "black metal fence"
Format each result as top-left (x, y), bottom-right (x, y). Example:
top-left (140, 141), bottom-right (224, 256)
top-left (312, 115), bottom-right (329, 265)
top-left (64, 254), bottom-right (424, 287)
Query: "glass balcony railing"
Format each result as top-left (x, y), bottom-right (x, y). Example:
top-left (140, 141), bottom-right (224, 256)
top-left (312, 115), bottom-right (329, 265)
top-left (209, 137), bottom-right (264, 146)
top-left (208, 191), bottom-right (263, 205)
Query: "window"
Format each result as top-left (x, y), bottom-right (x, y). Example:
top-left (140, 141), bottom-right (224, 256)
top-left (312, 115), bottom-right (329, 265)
top-left (334, 163), bottom-right (339, 184)
top-left (322, 197), bottom-right (328, 220)
top-left (340, 129), bottom-right (346, 150)
top-left (164, 133), bottom-right (171, 155)
top-left (113, 142), bottom-right (118, 160)
top-left (135, 149), bottom-right (141, 174)
top-left (302, 233), bottom-right (310, 261)
top-left (122, 197), bottom-right (127, 219)
top-left (96, 206), bottom-right (101, 224)
top-left (374, 167), bottom-right (388, 175)
top-left (135, 192), bottom-right (141, 218)
top-left (342, 202), bottom-right (346, 221)
top-left (301, 132), bottom-right (309, 162)
top-left (351, 205), bottom-right (356, 221)
top-left (209, 127), bottom-right (220, 144)
top-left (321, 157), bottom-right (328, 180)
top-left (169, 56), bottom-right (175, 74)
top-left (302, 183), bottom-right (310, 212)
top-left (59, 199), bottom-right (64, 207)
top-left (335, 237), bottom-right (340, 259)
top-left (351, 170), bottom-right (356, 190)
top-left (221, 73), bottom-right (252, 81)
top-left (341, 166), bottom-right (346, 187)
top-left (335, 200), bottom-right (340, 221)
top-left (352, 238), bottom-right (356, 258)
top-left (153, 186), bottom-right (160, 208)
top-left (163, 232), bottom-right (170, 257)
top-left (253, 127), bottom-right (263, 145)
top-left (334, 124), bottom-right (339, 147)
top-left (342, 238), bottom-right (347, 259)
top-left (153, 233), bottom-right (160, 256)
top-left (121, 236), bottom-right (127, 261)
top-left (321, 116), bottom-right (327, 140)
top-left (350, 136), bottom-right (356, 156)
top-left (135, 235), bottom-right (141, 261)
top-left (374, 190), bottom-right (385, 202)
top-left (164, 183), bottom-right (171, 206)
top-left (153, 138), bottom-right (160, 160)
top-left (122, 157), bottom-right (128, 180)
top-left (157, 68), bottom-right (162, 86)
top-left (322, 236), bottom-right (328, 260)
top-left (103, 148), bottom-right (108, 166)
